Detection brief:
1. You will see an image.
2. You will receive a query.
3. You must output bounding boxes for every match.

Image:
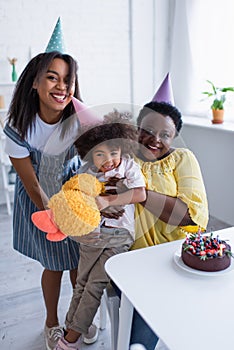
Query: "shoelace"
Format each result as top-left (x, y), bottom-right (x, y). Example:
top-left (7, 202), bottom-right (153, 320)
top-left (49, 326), bottom-right (64, 341)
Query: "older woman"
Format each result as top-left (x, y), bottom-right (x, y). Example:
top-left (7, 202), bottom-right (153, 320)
top-left (129, 100), bottom-right (208, 349)
top-left (133, 100), bottom-right (208, 248)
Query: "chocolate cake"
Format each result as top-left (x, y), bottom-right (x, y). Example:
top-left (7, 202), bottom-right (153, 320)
top-left (181, 232), bottom-right (232, 272)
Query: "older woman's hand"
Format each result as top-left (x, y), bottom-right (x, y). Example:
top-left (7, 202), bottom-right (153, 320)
top-left (105, 176), bottom-right (128, 194)
top-left (101, 205), bottom-right (125, 219)
top-left (97, 176), bottom-right (127, 218)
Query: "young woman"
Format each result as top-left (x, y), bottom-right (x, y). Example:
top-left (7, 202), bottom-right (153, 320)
top-left (3, 51), bottom-right (96, 350)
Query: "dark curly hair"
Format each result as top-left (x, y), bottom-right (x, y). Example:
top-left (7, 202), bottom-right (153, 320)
top-left (137, 101), bottom-right (183, 135)
top-left (74, 110), bottom-right (138, 161)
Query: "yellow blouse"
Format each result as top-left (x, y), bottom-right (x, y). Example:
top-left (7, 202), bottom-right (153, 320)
top-left (132, 148), bottom-right (209, 250)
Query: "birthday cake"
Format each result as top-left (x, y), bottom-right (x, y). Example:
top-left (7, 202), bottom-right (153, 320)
top-left (181, 232), bottom-right (232, 272)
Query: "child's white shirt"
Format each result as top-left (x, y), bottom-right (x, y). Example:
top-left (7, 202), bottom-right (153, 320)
top-left (79, 156), bottom-right (145, 239)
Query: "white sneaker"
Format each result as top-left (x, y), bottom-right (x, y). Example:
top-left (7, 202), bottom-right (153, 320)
top-left (44, 324), bottom-right (64, 350)
top-left (83, 324), bottom-right (99, 344)
top-left (54, 337), bottom-right (80, 350)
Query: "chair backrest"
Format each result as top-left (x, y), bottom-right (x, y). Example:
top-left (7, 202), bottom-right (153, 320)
top-left (0, 129), bottom-right (11, 167)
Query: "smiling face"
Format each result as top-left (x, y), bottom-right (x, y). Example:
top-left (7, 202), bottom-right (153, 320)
top-left (92, 143), bottom-right (122, 173)
top-left (33, 58), bottom-right (75, 123)
top-left (138, 111), bottom-right (176, 161)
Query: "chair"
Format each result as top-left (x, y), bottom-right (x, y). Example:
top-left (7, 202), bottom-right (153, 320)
top-left (99, 283), bottom-right (120, 350)
top-left (130, 345), bottom-right (147, 350)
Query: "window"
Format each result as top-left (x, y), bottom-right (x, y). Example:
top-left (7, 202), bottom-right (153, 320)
top-left (166, 0), bottom-right (234, 122)
top-left (193, 0), bottom-right (234, 121)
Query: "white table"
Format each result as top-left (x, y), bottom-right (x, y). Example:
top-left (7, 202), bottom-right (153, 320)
top-left (105, 227), bottom-right (234, 350)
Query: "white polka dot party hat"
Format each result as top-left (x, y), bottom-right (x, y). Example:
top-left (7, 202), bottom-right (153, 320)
top-left (45, 17), bottom-right (66, 53)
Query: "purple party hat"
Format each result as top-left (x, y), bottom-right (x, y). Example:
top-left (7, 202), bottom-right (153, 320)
top-left (152, 73), bottom-right (174, 105)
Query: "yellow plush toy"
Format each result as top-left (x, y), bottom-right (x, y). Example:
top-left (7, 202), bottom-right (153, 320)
top-left (32, 173), bottom-right (104, 241)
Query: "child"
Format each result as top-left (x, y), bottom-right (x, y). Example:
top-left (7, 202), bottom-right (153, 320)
top-left (55, 110), bottom-right (146, 350)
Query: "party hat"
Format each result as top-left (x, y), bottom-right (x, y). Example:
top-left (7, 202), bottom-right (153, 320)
top-left (72, 97), bottom-right (103, 126)
top-left (152, 73), bottom-right (174, 105)
top-left (45, 17), bottom-right (66, 53)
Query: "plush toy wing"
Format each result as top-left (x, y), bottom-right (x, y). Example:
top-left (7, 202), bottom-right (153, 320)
top-left (31, 210), bottom-right (67, 242)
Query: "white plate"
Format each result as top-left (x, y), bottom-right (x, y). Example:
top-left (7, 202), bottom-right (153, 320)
top-left (174, 249), bottom-right (234, 277)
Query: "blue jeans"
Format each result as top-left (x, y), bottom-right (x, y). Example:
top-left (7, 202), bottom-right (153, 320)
top-left (111, 281), bottom-right (159, 350)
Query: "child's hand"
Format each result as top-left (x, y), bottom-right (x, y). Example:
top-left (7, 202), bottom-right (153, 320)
top-left (95, 195), bottom-right (110, 211)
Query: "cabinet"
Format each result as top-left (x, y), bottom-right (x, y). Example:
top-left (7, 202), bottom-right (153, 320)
top-left (0, 82), bottom-right (16, 215)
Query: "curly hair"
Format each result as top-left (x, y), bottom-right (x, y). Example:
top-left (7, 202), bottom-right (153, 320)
top-left (137, 101), bottom-right (183, 135)
top-left (74, 109), bottom-right (138, 161)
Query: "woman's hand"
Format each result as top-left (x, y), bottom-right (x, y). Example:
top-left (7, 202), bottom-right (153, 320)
top-left (97, 176), bottom-right (126, 218)
top-left (101, 205), bottom-right (125, 219)
top-left (104, 176), bottom-right (128, 194)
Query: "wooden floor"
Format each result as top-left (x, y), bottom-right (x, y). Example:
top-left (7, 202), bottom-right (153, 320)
top-left (0, 203), bottom-right (231, 350)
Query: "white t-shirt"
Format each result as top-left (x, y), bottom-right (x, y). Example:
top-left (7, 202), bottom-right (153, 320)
top-left (5, 114), bottom-right (80, 158)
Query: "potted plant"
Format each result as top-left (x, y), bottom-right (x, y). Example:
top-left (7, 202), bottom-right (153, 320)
top-left (202, 80), bottom-right (234, 124)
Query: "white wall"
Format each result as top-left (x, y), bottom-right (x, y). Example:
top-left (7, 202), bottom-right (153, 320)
top-left (176, 118), bottom-right (234, 226)
top-left (0, 0), bottom-right (157, 205)
top-left (1, 1), bottom-right (233, 226)
top-left (0, 0), bottom-right (159, 107)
